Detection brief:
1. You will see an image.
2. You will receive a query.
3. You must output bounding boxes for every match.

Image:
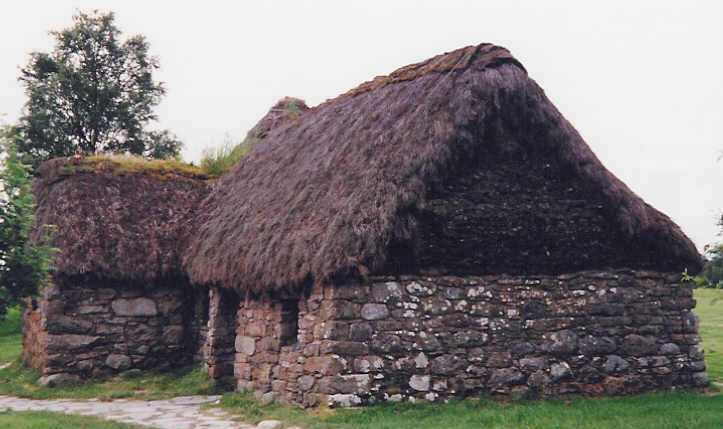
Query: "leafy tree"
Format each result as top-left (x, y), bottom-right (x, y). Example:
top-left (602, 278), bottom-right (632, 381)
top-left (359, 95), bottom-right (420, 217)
top-left (700, 245), bottom-right (723, 287)
top-left (0, 128), bottom-right (55, 318)
top-left (696, 215), bottom-right (723, 288)
top-left (16, 10), bottom-right (181, 166)
top-left (143, 130), bottom-right (183, 160)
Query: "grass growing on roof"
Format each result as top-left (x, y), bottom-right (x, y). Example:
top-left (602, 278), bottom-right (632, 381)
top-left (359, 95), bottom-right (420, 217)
top-left (0, 410), bottom-right (142, 429)
top-left (62, 154), bottom-right (212, 180)
top-left (199, 137), bottom-right (258, 176)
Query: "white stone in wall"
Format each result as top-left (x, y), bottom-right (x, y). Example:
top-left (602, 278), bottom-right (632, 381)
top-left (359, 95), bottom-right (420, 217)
top-left (409, 375), bottom-right (430, 391)
top-left (361, 303), bottom-right (389, 320)
top-left (328, 394), bottom-right (362, 408)
top-left (235, 336), bottom-right (256, 355)
top-left (414, 352), bottom-right (429, 369)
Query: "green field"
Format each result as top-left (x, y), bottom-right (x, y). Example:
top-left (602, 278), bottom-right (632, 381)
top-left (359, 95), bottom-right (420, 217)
top-left (0, 289), bottom-right (722, 429)
top-left (0, 307), bottom-right (22, 363)
top-left (0, 411), bottom-right (139, 429)
top-left (694, 289), bottom-right (723, 382)
top-left (214, 391), bottom-right (723, 429)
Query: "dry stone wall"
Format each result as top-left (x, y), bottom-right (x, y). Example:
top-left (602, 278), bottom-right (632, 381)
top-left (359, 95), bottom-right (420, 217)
top-left (232, 287), bottom-right (322, 407)
top-left (231, 270), bottom-right (707, 407)
top-left (22, 278), bottom-right (207, 383)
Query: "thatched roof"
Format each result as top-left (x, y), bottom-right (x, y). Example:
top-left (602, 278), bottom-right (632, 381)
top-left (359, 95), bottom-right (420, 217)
top-left (33, 157), bottom-right (209, 281)
top-left (246, 97), bottom-right (309, 141)
top-left (183, 43), bottom-right (701, 292)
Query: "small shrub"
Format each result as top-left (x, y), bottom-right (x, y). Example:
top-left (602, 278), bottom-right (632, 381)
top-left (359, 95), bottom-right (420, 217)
top-left (199, 136), bottom-right (258, 176)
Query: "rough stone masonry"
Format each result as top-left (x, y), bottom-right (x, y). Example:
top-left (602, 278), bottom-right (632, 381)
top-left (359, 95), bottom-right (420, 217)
top-left (22, 279), bottom-right (208, 385)
top-left (230, 270), bottom-right (707, 407)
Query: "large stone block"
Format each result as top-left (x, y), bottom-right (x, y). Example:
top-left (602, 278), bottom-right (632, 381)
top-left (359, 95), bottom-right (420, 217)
top-left (488, 368), bottom-right (525, 388)
top-left (304, 356), bottom-right (345, 376)
top-left (111, 298), bottom-right (158, 317)
top-left (541, 330), bottom-right (578, 354)
top-left (321, 340), bottom-right (368, 356)
top-left (105, 353), bottom-right (132, 370)
top-left (47, 334), bottom-right (100, 351)
top-left (236, 336), bottom-right (256, 355)
top-left (298, 375), bottom-right (315, 391)
top-left (409, 374), bottom-right (430, 391)
top-left (431, 354), bottom-right (463, 375)
top-left (579, 336), bottom-right (617, 355)
top-left (603, 355), bottom-right (630, 374)
top-left (372, 282), bottom-right (404, 303)
top-left (519, 357), bottom-right (547, 371)
top-left (361, 304), bottom-right (389, 321)
top-left (321, 322), bottom-right (350, 340)
top-left (622, 335), bottom-right (657, 356)
top-left (350, 322), bottom-right (373, 341)
top-left (46, 316), bottom-right (94, 335)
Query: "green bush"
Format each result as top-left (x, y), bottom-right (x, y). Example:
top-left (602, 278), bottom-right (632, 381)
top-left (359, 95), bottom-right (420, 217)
top-left (0, 128), bottom-right (55, 319)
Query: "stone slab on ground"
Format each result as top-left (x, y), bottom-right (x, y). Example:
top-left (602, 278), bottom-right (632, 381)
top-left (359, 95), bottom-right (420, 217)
top-left (0, 395), bottom-right (269, 429)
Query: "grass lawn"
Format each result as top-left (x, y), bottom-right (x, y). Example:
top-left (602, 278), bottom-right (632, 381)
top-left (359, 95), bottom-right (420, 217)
top-left (0, 410), bottom-right (140, 428)
top-left (0, 361), bottom-right (223, 401)
top-left (0, 307), bottom-right (22, 363)
top-left (215, 391), bottom-right (723, 429)
top-left (694, 288), bottom-right (723, 383)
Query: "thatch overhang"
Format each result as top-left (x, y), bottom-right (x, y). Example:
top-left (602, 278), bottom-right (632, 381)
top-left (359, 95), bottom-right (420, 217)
top-left (183, 43), bottom-right (701, 293)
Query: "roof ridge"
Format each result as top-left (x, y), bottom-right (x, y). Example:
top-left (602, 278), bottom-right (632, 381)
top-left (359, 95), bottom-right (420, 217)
top-left (340, 43), bottom-right (524, 99)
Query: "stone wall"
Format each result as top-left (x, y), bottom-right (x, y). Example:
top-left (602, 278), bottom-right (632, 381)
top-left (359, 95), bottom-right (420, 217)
top-left (232, 270), bottom-right (707, 407)
top-left (205, 288), bottom-right (240, 379)
top-left (23, 278), bottom-right (207, 382)
top-left (233, 286), bottom-right (324, 407)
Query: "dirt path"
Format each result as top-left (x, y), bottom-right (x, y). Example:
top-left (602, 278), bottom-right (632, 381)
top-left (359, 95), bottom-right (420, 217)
top-left (0, 395), bottom-right (284, 429)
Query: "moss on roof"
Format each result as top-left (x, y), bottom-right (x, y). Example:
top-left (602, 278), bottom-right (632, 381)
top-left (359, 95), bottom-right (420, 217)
top-left (59, 155), bottom-right (213, 181)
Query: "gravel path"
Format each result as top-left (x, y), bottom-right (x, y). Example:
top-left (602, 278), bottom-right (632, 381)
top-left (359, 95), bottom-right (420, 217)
top-left (0, 395), bottom-right (285, 429)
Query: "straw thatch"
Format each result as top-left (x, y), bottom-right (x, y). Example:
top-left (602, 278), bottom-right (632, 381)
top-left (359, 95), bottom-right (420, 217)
top-left (246, 97), bottom-right (309, 141)
top-left (183, 43), bottom-right (701, 293)
top-left (33, 157), bottom-right (209, 281)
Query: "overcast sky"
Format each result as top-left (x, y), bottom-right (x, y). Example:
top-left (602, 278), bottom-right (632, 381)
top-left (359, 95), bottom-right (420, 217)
top-left (1, 1), bottom-right (721, 251)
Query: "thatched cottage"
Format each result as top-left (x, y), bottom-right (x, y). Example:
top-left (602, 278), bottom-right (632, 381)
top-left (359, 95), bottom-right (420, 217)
top-left (22, 158), bottom-right (211, 382)
top-left (24, 43), bottom-right (706, 406)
